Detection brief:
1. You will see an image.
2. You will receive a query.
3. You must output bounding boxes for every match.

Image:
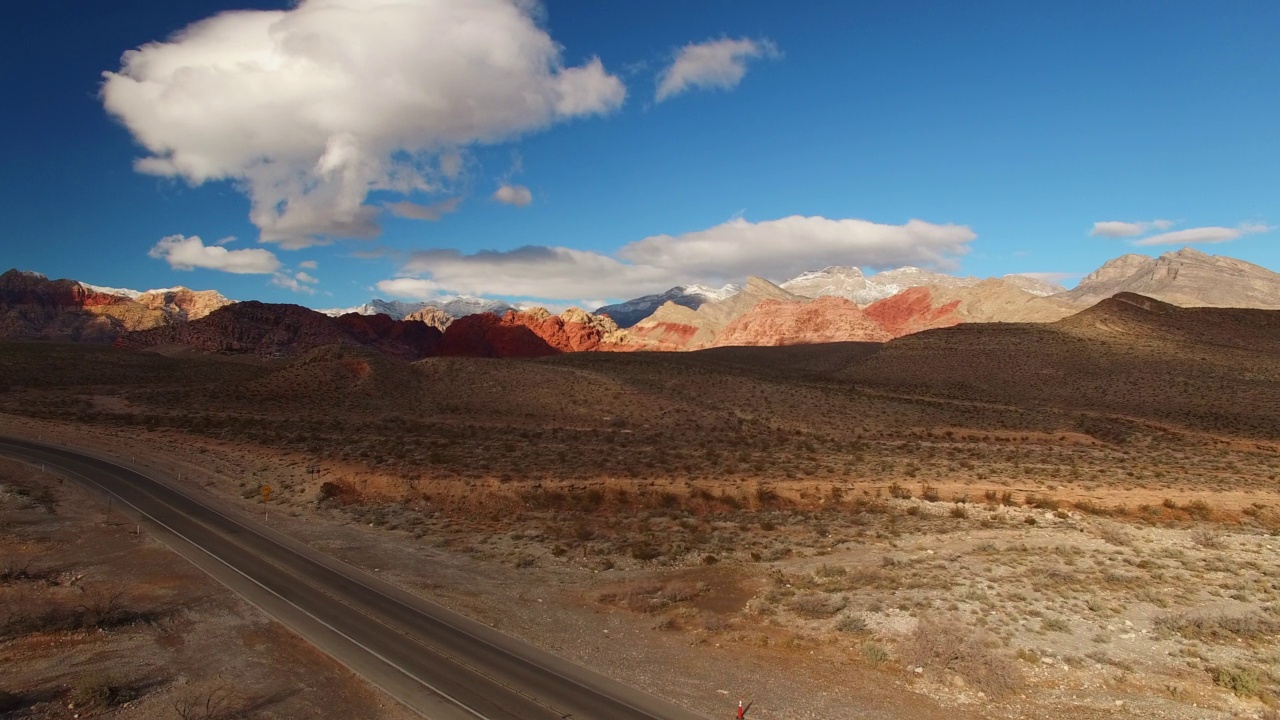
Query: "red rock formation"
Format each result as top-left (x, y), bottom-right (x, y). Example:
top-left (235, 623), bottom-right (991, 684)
top-left (439, 312), bottom-right (559, 358)
top-left (0, 269), bottom-right (139, 342)
top-left (863, 286), bottom-right (962, 337)
top-left (334, 312), bottom-right (443, 359)
top-left (439, 308), bottom-right (632, 357)
top-left (713, 296), bottom-right (892, 346)
top-left (624, 320), bottom-right (700, 351)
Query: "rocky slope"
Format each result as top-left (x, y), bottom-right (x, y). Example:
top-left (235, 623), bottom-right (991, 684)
top-left (133, 286), bottom-right (233, 321)
top-left (595, 284), bottom-right (739, 328)
top-left (713, 296), bottom-right (893, 346)
top-left (404, 307), bottom-right (454, 331)
top-left (628, 277), bottom-right (802, 350)
top-left (1055, 247), bottom-right (1280, 308)
top-left (117, 301), bottom-right (443, 360)
top-left (933, 279), bottom-right (1076, 323)
top-left (440, 308), bottom-right (631, 358)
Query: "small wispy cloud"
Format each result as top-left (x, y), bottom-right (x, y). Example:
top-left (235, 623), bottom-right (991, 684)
top-left (656, 37), bottom-right (780, 102)
top-left (493, 184), bottom-right (533, 207)
top-left (386, 197), bottom-right (462, 221)
top-left (272, 271), bottom-right (318, 294)
top-left (1089, 219), bottom-right (1174, 238)
top-left (1133, 222), bottom-right (1272, 247)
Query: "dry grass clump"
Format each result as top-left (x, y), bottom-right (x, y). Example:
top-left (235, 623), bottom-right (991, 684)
top-left (903, 616), bottom-right (1023, 698)
top-left (787, 591), bottom-right (848, 619)
top-left (598, 582), bottom-right (705, 614)
top-left (1154, 611), bottom-right (1279, 643)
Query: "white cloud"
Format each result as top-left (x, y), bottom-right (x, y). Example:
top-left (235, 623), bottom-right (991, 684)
top-left (618, 216), bottom-right (975, 279)
top-left (1133, 222), bottom-right (1271, 246)
top-left (1014, 271), bottom-right (1076, 284)
top-left (375, 277), bottom-right (448, 301)
top-left (148, 234), bottom-right (281, 274)
top-left (386, 197), bottom-right (462, 221)
top-left (656, 37), bottom-right (780, 102)
top-left (1090, 219), bottom-right (1174, 238)
top-left (493, 184), bottom-right (533, 207)
top-left (102, 0), bottom-right (625, 247)
top-left (298, 260), bottom-right (318, 269)
top-left (272, 271), bottom-right (318, 294)
top-left (383, 215), bottom-right (975, 301)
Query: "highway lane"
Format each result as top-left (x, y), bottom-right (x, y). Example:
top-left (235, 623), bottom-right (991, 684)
top-left (0, 436), bottom-right (708, 720)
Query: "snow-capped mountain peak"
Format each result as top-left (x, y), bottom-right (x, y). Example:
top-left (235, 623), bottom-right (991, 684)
top-left (320, 296), bottom-right (514, 321)
top-left (594, 283), bottom-right (740, 328)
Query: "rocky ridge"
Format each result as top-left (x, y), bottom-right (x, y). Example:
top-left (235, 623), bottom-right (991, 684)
top-left (1056, 248), bottom-right (1280, 308)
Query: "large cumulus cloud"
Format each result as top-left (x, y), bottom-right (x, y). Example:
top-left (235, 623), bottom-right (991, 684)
top-left (379, 215), bottom-right (976, 301)
top-left (102, 0), bottom-right (625, 248)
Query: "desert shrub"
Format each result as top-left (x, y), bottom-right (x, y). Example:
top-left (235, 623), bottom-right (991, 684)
top-left (70, 675), bottom-right (136, 713)
top-left (836, 613), bottom-right (867, 633)
top-left (1155, 612), bottom-right (1277, 642)
top-left (1191, 529), bottom-right (1222, 548)
top-left (1026, 495), bottom-right (1060, 511)
top-left (861, 642), bottom-right (890, 664)
top-left (1098, 524), bottom-right (1133, 547)
top-left (629, 541), bottom-right (661, 561)
top-left (788, 592), bottom-right (847, 619)
top-left (1185, 499), bottom-right (1213, 520)
top-left (903, 617), bottom-right (1023, 698)
top-left (1212, 666), bottom-right (1264, 699)
top-left (316, 481), bottom-right (342, 503)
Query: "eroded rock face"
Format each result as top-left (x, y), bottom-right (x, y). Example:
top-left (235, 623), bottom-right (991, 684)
top-left (0, 269), bottom-right (150, 342)
top-left (438, 308), bottom-right (631, 357)
top-left (439, 312), bottom-right (558, 358)
top-left (404, 307), bottom-right (454, 331)
top-left (135, 288), bottom-right (232, 321)
top-left (1057, 248), bottom-right (1280, 309)
top-left (863, 287), bottom-right (962, 337)
top-left (628, 277), bottom-right (802, 350)
top-left (713, 296), bottom-right (893, 346)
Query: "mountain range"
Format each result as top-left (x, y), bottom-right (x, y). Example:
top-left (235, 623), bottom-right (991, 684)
top-left (2, 247), bottom-right (1277, 358)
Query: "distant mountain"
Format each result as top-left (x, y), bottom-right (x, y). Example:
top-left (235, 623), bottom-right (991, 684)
top-left (594, 284), bottom-right (739, 328)
top-left (1000, 274), bottom-right (1067, 297)
top-left (933, 279), bottom-right (1076, 323)
top-left (780, 266), bottom-right (981, 303)
top-left (320, 295), bottom-right (515, 321)
top-left (0, 269), bottom-right (232, 342)
top-left (1056, 248), bottom-right (1280, 309)
top-left (626, 277), bottom-right (802, 350)
top-left (118, 301), bottom-right (443, 360)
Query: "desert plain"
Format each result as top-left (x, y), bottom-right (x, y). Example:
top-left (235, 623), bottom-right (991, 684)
top-left (2, 292), bottom-right (1280, 719)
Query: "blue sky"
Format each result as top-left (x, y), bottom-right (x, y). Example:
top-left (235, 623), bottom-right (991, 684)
top-left (2, 0), bottom-right (1277, 310)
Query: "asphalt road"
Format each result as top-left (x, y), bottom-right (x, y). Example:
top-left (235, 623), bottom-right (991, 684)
top-left (0, 436), bottom-right (710, 720)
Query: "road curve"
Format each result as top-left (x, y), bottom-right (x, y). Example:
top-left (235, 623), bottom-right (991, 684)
top-left (0, 436), bottom-right (709, 720)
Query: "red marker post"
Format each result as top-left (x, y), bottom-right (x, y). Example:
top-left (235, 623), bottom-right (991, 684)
top-left (737, 699), bottom-right (745, 719)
